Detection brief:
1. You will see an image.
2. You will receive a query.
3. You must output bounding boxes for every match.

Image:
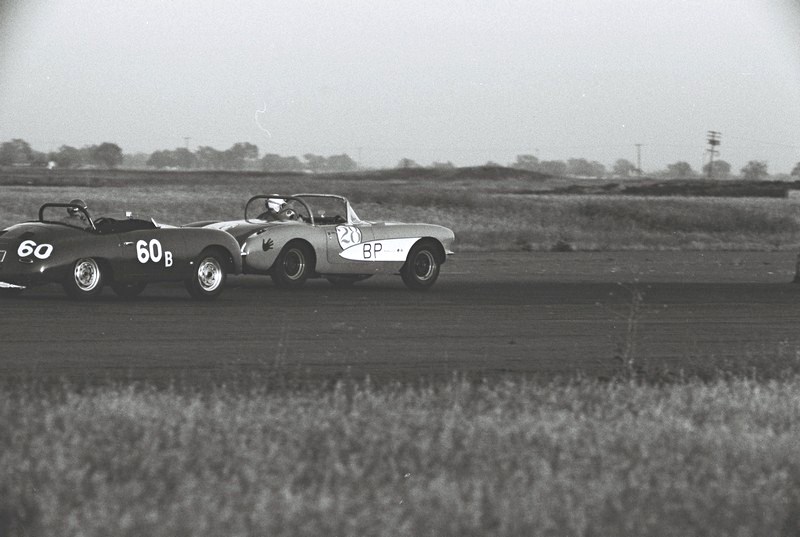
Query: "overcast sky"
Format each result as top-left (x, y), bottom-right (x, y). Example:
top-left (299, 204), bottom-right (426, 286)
top-left (1, 0), bottom-right (799, 172)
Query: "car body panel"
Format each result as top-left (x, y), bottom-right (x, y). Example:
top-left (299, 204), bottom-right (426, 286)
top-left (0, 203), bottom-right (242, 292)
top-left (198, 193), bottom-right (455, 281)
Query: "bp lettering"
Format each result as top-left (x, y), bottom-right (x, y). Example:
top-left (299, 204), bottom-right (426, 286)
top-left (362, 242), bottom-right (383, 259)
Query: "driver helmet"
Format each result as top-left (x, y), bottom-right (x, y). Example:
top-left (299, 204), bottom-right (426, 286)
top-left (67, 198), bottom-right (87, 215)
top-left (266, 198), bottom-right (286, 213)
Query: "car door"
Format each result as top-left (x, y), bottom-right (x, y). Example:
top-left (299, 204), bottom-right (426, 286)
top-left (116, 228), bottom-right (186, 280)
top-left (324, 222), bottom-right (379, 268)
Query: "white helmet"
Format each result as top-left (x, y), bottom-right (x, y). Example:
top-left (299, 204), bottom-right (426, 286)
top-left (266, 198), bottom-right (286, 212)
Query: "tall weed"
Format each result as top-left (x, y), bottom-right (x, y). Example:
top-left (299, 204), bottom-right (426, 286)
top-left (3, 376), bottom-right (800, 536)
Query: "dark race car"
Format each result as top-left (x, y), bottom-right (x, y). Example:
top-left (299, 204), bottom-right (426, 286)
top-left (0, 201), bottom-right (242, 300)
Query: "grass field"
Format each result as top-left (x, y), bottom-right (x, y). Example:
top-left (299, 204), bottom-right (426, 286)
top-left (2, 168), bottom-right (800, 251)
top-left (3, 375), bottom-right (800, 537)
top-left (4, 167), bottom-right (800, 536)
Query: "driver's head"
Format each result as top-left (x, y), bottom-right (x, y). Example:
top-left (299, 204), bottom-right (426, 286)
top-left (266, 198), bottom-right (286, 213)
top-left (67, 198), bottom-right (87, 216)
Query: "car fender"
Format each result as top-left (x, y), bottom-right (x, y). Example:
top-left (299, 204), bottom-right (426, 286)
top-left (239, 223), bottom-right (321, 274)
top-left (0, 224), bottom-right (119, 283)
top-left (179, 228), bottom-right (242, 274)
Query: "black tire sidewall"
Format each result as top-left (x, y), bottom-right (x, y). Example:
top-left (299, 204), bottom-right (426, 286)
top-left (271, 242), bottom-right (313, 288)
top-left (402, 243), bottom-right (440, 290)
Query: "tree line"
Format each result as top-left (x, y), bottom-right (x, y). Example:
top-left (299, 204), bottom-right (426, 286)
top-left (508, 155), bottom-right (797, 181)
top-left (2, 138), bottom-right (799, 180)
top-left (0, 139), bottom-right (124, 169)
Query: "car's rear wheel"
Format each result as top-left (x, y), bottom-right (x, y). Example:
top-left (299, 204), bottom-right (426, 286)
top-left (401, 241), bottom-right (441, 291)
top-left (111, 282), bottom-right (147, 299)
top-left (185, 251), bottom-right (227, 300)
top-left (63, 257), bottom-right (104, 299)
top-left (271, 242), bottom-right (314, 288)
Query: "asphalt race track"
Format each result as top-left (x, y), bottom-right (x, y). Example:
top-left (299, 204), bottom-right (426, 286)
top-left (2, 251), bottom-right (800, 384)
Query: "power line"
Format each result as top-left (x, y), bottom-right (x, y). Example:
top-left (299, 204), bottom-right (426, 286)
top-left (706, 131), bottom-right (721, 179)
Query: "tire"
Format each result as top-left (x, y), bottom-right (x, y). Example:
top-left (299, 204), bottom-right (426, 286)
top-left (271, 242), bottom-right (314, 288)
top-left (111, 282), bottom-right (147, 299)
top-left (185, 251), bottom-right (227, 300)
top-left (401, 242), bottom-right (441, 291)
top-left (63, 257), bottom-right (104, 299)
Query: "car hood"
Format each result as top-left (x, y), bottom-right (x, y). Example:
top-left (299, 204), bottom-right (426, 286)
top-left (0, 222), bottom-right (83, 241)
top-left (204, 220), bottom-right (297, 244)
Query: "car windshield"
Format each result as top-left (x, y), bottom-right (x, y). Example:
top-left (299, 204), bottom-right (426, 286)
top-left (292, 195), bottom-right (360, 225)
top-left (39, 205), bottom-right (92, 229)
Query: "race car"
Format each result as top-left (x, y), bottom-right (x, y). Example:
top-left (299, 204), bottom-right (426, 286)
top-left (0, 201), bottom-right (242, 300)
top-left (189, 194), bottom-right (455, 290)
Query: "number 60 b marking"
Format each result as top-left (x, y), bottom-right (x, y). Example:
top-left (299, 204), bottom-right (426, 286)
top-left (136, 239), bottom-right (173, 267)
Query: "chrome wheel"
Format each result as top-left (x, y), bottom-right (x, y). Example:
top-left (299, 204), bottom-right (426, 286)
top-left (197, 257), bottom-right (223, 292)
top-left (63, 257), bottom-right (104, 299)
top-left (74, 258), bottom-right (101, 292)
top-left (185, 251), bottom-right (227, 300)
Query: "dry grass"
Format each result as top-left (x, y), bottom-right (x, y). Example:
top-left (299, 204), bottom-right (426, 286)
top-left (3, 181), bottom-right (800, 252)
top-left (3, 376), bottom-right (800, 536)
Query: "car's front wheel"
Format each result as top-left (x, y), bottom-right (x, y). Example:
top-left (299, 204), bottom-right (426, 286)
top-left (401, 241), bottom-right (441, 291)
top-left (63, 257), bottom-right (104, 299)
top-left (185, 251), bottom-right (227, 300)
top-left (271, 242), bottom-right (314, 288)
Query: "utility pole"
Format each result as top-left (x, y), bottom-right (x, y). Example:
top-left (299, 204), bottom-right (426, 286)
top-left (184, 137), bottom-right (192, 151)
top-left (635, 143), bottom-right (643, 177)
top-left (706, 131), bottom-right (721, 179)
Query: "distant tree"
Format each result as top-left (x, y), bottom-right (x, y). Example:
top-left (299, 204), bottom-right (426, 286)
top-left (122, 152), bottom-right (150, 169)
top-left (665, 161), bottom-right (695, 179)
top-left (484, 161), bottom-right (502, 167)
top-left (30, 151), bottom-right (49, 167)
top-left (791, 162), bottom-right (800, 178)
top-left (230, 142), bottom-right (259, 160)
top-left (304, 154), bottom-right (328, 173)
top-left (566, 158), bottom-right (605, 178)
top-left (92, 142), bottom-right (123, 168)
top-left (325, 154), bottom-right (357, 172)
top-left (397, 158), bottom-right (421, 169)
top-left (78, 145), bottom-right (96, 166)
top-left (512, 154), bottom-right (540, 171)
top-left (431, 161), bottom-right (455, 169)
top-left (0, 138), bottom-right (33, 165)
top-left (196, 146), bottom-right (223, 169)
top-left (50, 145), bottom-right (82, 168)
top-left (702, 159), bottom-right (731, 179)
top-left (538, 160), bottom-right (567, 176)
top-left (225, 142), bottom-right (259, 170)
top-left (262, 154), bottom-right (305, 172)
top-left (740, 160), bottom-right (768, 181)
top-left (612, 159), bottom-right (637, 177)
top-left (147, 150), bottom-right (177, 169)
top-left (172, 148), bottom-right (198, 169)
